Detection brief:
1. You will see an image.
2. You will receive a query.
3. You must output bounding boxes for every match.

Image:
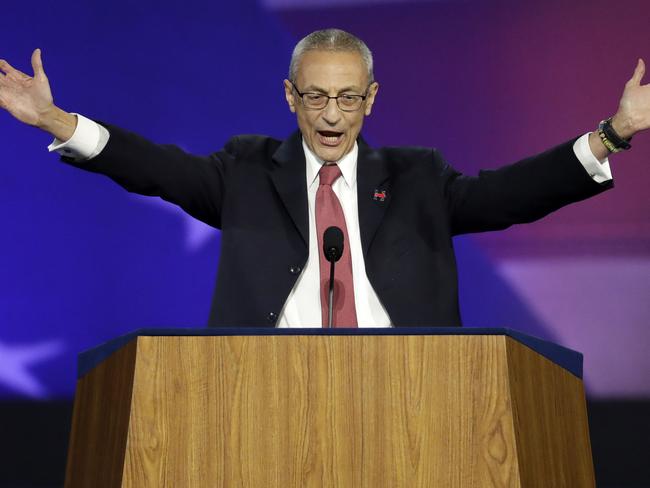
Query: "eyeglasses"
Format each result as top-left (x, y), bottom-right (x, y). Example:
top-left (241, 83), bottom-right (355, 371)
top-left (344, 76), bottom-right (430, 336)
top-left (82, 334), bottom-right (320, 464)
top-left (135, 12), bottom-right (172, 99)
top-left (290, 80), bottom-right (370, 112)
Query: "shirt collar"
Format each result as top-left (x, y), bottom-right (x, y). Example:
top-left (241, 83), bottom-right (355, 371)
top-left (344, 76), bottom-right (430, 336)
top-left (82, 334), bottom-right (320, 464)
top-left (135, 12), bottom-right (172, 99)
top-left (302, 137), bottom-right (358, 190)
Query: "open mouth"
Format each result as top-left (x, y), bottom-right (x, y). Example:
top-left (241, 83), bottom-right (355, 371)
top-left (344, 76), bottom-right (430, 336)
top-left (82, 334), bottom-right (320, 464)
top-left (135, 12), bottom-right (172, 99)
top-left (317, 130), bottom-right (344, 147)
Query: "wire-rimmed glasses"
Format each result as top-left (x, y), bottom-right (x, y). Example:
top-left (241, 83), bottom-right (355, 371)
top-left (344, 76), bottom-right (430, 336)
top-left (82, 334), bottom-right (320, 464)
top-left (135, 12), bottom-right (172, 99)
top-left (290, 80), bottom-right (371, 112)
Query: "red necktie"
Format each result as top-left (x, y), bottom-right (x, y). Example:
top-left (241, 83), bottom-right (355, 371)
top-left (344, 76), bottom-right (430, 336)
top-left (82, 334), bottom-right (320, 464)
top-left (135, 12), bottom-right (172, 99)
top-left (316, 164), bottom-right (358, 328)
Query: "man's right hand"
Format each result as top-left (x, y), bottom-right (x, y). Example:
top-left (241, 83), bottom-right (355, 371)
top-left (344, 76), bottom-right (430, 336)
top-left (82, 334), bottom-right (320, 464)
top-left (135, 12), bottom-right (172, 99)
top-left (0, 48), bottom-right (76, 141)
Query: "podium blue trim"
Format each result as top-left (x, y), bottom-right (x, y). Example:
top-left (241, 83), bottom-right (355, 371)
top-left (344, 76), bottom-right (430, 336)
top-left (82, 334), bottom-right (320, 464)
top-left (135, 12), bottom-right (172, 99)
top-left (77, 327), bottom-right (583, 379)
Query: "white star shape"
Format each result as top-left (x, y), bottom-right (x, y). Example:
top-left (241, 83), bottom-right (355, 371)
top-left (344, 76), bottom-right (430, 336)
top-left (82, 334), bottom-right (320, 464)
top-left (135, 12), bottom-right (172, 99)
top-left (0, 339), bottom-right (65, 398)
top-left (131, 195), bottom-right (218, 251)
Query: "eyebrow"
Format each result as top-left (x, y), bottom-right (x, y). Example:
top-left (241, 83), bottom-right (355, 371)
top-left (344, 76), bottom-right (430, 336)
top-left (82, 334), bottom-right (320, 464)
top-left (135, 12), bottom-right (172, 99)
top-left (302, 84), bottom-right (364, 94)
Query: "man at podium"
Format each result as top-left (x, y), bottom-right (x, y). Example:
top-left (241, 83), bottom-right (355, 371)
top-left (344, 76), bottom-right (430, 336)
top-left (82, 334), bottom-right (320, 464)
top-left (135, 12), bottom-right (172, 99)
top-left (1, 29), bottom-right (648, 328)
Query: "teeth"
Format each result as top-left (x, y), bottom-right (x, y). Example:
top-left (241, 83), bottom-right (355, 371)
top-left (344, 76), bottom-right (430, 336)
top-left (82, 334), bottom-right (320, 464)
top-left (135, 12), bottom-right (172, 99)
top-left (319, 132), bottom-right (342, 145)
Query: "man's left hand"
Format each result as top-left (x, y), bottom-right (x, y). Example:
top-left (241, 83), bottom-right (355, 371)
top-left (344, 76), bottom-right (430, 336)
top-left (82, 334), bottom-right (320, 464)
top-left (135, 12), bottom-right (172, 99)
top-left (588, 58), bottom-right (648, 159)
top-left (611, 58), bottom-right (649, 139)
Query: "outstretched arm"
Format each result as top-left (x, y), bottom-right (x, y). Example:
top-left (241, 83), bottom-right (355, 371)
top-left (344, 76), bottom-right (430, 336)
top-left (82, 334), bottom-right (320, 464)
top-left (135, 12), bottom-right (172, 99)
top-left (447, 58), bottom-right (649, 235)
top-left (0, 48), bottom-right (77, 141)
top-left (0, 49), bottom-right (229, 228)
top-left (589, 58), bottom-right (650, 159)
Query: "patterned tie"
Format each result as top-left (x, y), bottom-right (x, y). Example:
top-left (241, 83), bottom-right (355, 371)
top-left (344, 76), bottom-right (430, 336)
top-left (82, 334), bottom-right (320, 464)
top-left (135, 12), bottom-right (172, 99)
top-left (316, 164), bottom-right (358, 328)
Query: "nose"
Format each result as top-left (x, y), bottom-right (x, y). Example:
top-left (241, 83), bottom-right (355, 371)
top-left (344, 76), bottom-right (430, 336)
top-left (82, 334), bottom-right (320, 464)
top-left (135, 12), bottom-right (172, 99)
top-left (321, 97), bottom-right (342, 125)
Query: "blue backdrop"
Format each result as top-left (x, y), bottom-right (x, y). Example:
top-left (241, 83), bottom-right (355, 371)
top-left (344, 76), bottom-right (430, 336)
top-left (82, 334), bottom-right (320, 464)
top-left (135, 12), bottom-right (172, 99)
top-left (1, 0), bottom-right (648, 399)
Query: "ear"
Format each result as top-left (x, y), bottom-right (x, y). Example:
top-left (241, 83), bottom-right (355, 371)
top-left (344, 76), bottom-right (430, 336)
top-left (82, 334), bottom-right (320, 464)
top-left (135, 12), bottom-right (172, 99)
top-left (364, 82), bottom-right (379, 116)
top-left (283, 79), bottom-right (296, 113)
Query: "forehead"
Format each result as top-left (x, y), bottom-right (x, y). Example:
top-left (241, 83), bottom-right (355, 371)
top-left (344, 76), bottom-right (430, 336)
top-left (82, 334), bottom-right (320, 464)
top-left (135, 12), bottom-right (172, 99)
top-left (295, 50), bottom-right (368, 90)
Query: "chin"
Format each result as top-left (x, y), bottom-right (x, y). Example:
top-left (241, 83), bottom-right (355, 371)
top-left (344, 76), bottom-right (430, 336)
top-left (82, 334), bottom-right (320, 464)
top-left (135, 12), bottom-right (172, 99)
top-left (316, 144), bottom-right (350, 163)
top-left (322, 153), bottom-right (344, 164)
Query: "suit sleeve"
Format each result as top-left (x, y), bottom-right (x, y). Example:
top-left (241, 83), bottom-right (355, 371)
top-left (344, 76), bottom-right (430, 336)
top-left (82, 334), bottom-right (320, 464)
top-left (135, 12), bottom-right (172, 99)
top-left (440, 137), bottom-right (614, 236)
top-left (61, 122), bottom-right (236, 229)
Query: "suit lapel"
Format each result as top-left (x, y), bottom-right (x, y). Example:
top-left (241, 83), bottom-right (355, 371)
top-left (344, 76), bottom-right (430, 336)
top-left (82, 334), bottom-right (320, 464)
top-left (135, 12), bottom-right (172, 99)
top-left (357, 137), bottom-right (392, 258)
top-left (270, 131), bottom-right (309, 247)
top-left (270, 132), bottom-right (391, 255)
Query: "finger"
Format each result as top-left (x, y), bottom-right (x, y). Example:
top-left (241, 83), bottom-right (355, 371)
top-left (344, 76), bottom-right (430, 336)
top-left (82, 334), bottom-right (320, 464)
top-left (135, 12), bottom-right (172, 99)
top-left (31, 48), bottom-right (46, 80)
top-left (0, 60), bottom-right (29, 82)
top-left (638, 58), bottom-right (646, 83)
top-left (0, 59), bottom-right (18, 75)
top-left (628, 58), bottom-right (645, 86)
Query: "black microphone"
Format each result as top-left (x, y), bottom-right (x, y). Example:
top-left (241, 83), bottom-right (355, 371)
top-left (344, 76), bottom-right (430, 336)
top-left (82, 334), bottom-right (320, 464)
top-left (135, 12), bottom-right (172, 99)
top-left (323, 226), bottom-right (344, 262)
top-left (323, 226), bottom-right (344, 328)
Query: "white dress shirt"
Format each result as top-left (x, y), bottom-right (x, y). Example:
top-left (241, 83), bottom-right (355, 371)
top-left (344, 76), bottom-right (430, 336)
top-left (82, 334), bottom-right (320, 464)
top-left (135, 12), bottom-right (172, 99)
top-left (49, 114), bottom-right (613, 327)
top-left (276, 140), bottom-right (392, 327)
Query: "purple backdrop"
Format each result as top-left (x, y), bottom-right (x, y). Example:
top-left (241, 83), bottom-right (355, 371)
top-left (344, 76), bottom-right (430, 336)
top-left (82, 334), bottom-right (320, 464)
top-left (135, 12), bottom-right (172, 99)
top-left (1, 0), bottom-right (648, 399)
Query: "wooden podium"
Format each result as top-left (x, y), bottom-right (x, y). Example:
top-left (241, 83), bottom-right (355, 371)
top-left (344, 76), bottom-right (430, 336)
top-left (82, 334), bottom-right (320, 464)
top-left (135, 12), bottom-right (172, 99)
top-left (64, 328), bottom-right (595, 487)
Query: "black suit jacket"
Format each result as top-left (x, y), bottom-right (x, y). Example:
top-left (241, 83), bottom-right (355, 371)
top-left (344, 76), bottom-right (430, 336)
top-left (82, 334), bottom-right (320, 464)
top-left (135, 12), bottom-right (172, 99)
top-left (67, 125), bottom-right (612, 327)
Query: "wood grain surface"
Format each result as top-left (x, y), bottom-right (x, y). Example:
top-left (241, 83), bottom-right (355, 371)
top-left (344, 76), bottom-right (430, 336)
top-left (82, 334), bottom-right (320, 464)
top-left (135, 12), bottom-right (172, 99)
top-left (65, 339), bottom-right (137, 487)
top-left (65, 334), bottom-right (594, 487)
top-left (506, 340), bottom-right (595, 487)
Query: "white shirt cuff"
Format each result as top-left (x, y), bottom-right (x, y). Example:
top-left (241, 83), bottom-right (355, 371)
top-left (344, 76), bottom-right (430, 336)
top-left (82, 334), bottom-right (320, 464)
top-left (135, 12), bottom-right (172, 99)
top-left (572, 132), bottom-right (613, 184)
top-left (47, 113), bottom-right (109, 162)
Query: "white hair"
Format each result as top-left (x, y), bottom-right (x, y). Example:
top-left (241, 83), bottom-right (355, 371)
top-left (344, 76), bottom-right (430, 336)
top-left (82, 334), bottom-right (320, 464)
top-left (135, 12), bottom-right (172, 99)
top-left (288, 28), bottom-right (374, 83)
